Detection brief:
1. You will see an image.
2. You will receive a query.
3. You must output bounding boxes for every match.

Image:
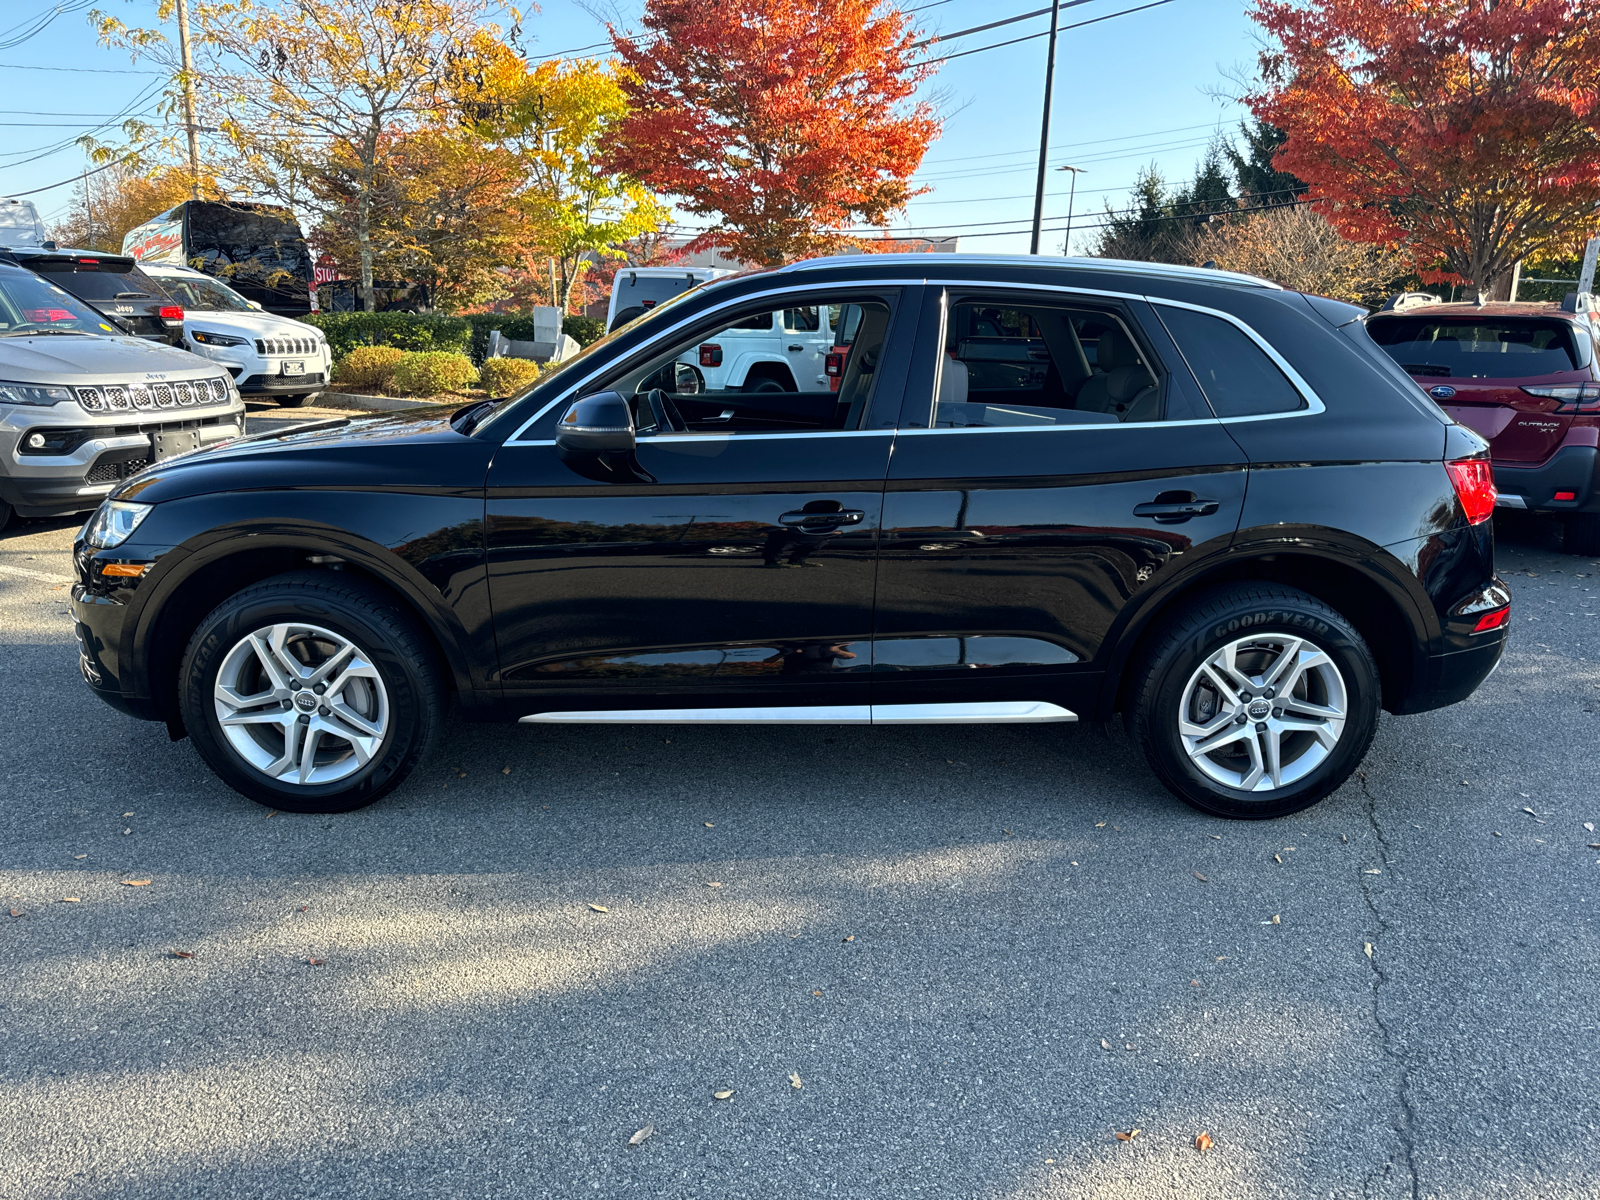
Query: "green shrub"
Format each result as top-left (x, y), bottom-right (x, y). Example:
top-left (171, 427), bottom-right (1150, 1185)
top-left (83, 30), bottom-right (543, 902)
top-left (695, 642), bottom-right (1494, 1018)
top-left (306, 310), bottom-right (609, 365)
top-left (478, 356), bottom-right (542, 398)
top-left (332, 345), bottom-right (405, 393)
top-left (302, 312), bottom-right (471, 361)
top-left (390, 351), bottom-right (477, 397)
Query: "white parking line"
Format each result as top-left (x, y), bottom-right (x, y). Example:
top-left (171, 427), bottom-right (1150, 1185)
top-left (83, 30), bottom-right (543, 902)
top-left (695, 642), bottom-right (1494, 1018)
top-left (0, 563), bottom-right (73, 584)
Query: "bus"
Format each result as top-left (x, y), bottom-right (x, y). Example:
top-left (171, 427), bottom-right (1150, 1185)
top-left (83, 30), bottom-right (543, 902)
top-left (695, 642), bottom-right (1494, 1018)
top-left (122, 200), bottom-right (316, 315)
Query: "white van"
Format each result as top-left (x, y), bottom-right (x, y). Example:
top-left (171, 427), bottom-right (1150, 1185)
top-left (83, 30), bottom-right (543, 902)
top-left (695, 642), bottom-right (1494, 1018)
top-left (607, 266), bottom-right (734, 332)
top-left (0, 199), bottom-right (49, 250)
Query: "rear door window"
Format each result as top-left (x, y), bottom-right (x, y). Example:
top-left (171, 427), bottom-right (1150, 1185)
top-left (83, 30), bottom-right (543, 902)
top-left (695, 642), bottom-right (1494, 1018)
top-left (1367, 316), bottom-right (1582, 379)
top-left (1156, 305), bottom-right (1306, 417)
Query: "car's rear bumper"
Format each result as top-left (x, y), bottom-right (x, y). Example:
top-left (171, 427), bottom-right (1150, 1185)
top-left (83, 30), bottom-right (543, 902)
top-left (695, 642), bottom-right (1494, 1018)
top-left (1494, 445), bottom-right (1600, 513)
top-left (1391, 634), bottom-right (1506, 714)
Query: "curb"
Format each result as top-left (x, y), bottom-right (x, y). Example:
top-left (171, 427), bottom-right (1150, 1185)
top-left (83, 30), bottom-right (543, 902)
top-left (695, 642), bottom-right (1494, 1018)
top-left (319, 391), bottom-right (441, 412)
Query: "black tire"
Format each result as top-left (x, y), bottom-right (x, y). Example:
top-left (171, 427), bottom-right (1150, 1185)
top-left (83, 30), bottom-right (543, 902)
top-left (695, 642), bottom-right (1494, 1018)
top-left (743, 372), bottom-right (791, 394)
top-left (277, 393), bottom-right (313, 408)
top-left (1125, 584), bottom-right (1381, 819)
top-left (178, 572), bottom-right (442, 812)
top-left (1564, 511), bottom-right (1600, 558)
top-left (0, 500), bottom-right (12, 535)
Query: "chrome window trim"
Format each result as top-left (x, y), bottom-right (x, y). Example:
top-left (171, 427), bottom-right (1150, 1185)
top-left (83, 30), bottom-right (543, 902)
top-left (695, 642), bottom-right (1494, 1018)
top-left (772, 253), bottom-right (1283, 291)
top-left (502, 275), bottom-right (1322, 446)
top-left (503, 278), bottom-right (927, 444)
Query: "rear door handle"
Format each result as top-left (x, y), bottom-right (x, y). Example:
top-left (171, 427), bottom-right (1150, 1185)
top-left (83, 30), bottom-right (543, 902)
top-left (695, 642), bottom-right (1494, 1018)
top-left (1133, 498), bottom-right (1220, 522)
top-left (779, 509), bottom-right (865, 527)
top-left (787, 344), bottom-right (804, 352)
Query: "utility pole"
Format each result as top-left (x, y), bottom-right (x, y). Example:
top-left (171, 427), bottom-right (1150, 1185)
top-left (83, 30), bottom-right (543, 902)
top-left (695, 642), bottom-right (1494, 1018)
top-left (175, 0), bottom-right (201, 199)
top-left (1028, 0), bottom-right (1062, 255)
top-left (1057, 164), bottom-right (1085, 255)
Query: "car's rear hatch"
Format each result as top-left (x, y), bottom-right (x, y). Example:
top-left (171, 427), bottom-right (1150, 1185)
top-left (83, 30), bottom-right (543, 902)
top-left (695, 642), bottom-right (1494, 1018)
top-left (1368, 311), bottom-right (1592, 464)
top-left (20, 254), bottom-right (180, 345)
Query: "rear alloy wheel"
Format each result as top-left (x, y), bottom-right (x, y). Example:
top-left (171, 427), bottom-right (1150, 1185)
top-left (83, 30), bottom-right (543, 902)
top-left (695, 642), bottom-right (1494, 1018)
top-left (1127, 585), bottom-right (1381, 818)
top-left (1564, 512), bottom-right (1600, 558)
top-left (180, 572), bottom-right (441, 812)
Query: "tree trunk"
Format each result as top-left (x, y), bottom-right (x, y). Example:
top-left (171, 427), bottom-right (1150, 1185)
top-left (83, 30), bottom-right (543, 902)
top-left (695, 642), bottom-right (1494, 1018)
top-left (356, 184), bottom-right (375, 313)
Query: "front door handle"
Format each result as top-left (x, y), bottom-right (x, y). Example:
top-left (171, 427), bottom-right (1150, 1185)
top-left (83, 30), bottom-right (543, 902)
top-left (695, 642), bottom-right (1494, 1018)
top-left (779, 509), bottom-right (865, 528)
top-left (787, 344), bottom-right (804, 352)
top-left (1133, 496), bottom-right (1220, 523)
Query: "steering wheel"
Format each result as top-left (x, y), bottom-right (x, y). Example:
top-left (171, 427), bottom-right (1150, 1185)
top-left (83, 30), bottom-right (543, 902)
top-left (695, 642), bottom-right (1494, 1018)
top-left (644, 388), bottom-right (687, 433)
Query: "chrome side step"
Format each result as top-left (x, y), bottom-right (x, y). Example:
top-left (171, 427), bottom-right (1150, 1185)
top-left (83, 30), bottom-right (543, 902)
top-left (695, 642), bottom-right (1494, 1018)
top-left (520, 701), bottom-right (1076, 725)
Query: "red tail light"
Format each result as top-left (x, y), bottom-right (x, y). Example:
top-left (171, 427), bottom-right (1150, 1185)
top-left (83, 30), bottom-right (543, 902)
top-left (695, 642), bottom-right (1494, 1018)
top-left (824, 351), bottom-right (845, 377)
top-left (1473, 607), bottom-right (1510, 634)
top-left (699, 343), bottom-right (722, 367)
top-left (1446, 457), bottom-right (1495, 525)
top-left (159, 305), bottom-right (184, 321)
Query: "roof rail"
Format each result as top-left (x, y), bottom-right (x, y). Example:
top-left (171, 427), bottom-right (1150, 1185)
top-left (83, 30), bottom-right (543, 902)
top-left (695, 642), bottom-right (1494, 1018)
top-left (771, 253), bottom-right (1284, 291)
top-left (1378, 291), bottom-right (1443, 312)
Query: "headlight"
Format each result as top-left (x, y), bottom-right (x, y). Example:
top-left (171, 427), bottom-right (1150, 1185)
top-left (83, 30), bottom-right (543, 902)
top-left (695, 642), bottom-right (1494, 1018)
top-left (0, 380), bottom-right (73, 407)
top-left (191, 330), bottom-right (250, 347)
top-left (82, 500), bottom-right (153, 549)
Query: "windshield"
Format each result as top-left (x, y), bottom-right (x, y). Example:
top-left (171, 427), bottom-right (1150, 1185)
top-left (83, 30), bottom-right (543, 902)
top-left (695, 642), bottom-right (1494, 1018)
top-left (32, 262), bottom-right (171, 304)
top-left (0, 266), bottom-right (116, 335)
top-left (1369, 316), bottom-right (1583, 379)
top-left (152, 273), bottom-right (254, 312)
top-left (472, 285), bottom-right (714, 440)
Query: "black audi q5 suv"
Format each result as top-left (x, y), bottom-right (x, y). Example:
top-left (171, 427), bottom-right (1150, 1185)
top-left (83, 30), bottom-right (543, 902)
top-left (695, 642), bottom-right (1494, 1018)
top-left (72, 255), bottom-right (1509, 818)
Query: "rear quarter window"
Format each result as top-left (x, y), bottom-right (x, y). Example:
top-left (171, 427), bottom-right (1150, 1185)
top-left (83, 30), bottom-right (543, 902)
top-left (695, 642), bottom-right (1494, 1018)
top-left (1155, 304), bottom-right (1306, 417)
top-left (1367, 316), bottom-right (1581, 378)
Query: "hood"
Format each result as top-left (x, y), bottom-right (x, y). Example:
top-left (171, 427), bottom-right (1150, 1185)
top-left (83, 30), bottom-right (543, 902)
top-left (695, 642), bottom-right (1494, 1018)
top-left (113, 403), bottom-right (491, 505)
top-left (0, 334), bottom-right (225, 385)
top-left (183, 311), bottom-right (325, 340)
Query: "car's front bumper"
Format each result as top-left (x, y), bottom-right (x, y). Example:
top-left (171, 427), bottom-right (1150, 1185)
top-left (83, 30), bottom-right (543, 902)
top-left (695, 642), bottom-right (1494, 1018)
top-left (1, 406), bottom-right (244, 518)
top-left (1493, 445), bottom-right (1600, 514)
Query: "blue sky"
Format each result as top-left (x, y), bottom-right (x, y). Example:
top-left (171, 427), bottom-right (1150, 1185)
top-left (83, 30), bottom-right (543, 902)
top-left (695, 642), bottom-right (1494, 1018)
top-left (0, 0), bottom-right (1263, 255)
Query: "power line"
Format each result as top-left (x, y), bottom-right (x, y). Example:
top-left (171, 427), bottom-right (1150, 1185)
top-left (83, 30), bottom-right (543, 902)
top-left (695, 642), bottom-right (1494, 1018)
top-left (0, 0), bottom-right (96, 52)
top-left (919, 121), bottom-right (1224, 167)
top-left (922, 0), bottom-right (1178, 65)
top-left (4, 152), bottom-right (139, 197)
top-left (860, 195), bottom-right (1316, 241)
top-left (0, 60), bottom-right (162, 73)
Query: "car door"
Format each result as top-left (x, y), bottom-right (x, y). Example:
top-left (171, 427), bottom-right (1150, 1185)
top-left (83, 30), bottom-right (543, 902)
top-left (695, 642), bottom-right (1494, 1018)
top-left (485, 283), bottom-right (919, 721)
top-left (873, 285), bottom-right (1252, 720)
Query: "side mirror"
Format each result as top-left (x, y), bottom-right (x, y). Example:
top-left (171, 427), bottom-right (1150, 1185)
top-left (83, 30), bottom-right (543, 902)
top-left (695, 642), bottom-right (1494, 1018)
top-left (555, 391), bottom-right (635, 455)
top-left (672, 362), bottom-right (701, 395)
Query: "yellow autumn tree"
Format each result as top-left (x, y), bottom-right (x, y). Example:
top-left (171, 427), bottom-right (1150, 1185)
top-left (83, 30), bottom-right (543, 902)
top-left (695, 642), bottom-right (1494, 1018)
top-left (95, 0), bottom-right (510, 310)
top-left (466, 54), bottom-right (668, 312)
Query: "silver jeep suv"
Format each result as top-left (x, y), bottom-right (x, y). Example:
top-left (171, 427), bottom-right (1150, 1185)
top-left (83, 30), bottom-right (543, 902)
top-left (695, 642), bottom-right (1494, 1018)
top-left (0, 259), bottom-right (243, 533)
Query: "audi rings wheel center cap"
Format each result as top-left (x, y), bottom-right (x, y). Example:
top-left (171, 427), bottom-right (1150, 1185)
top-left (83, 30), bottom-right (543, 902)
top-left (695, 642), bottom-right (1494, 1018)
top-left (1247, 699), bottom-right (1272, 719)
top-left (293, 691), bottom-right (319, 713)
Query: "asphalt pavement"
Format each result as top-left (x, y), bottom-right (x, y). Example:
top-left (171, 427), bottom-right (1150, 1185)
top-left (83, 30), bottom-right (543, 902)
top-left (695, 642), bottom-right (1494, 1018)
top-left (1, 454), bottom-right (1597, 1199)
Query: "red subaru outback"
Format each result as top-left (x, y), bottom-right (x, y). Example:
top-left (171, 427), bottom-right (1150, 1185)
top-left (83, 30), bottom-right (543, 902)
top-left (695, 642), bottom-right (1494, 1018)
top-left (1368, 295), bottom-right (1600, 555)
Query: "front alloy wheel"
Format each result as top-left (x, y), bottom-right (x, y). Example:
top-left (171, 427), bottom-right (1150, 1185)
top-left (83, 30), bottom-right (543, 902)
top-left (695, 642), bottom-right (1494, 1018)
top-left (1127, 584), bottom-right (1380, 818)
top-left (213, 622), bottom-right (390, 786)
top-left (180, 572), bottom-right (441, 812)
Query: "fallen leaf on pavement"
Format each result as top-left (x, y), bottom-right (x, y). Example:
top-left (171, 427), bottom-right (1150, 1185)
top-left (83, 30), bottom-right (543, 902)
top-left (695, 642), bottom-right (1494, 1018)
top-left (588, 904), bottom-right (609, 912)
top-left (74, 854), bottom-right (86, 859)
top-left (8, 909), bottom-right (22, 918)
top-left (307, 958), bottom-right (325, 966)
top-left (1274, 854), bottom-right (1282, 863)
top-left (264, 810), bottom-right (277, 820)
top-left (1190, 979), bottom-right (1200, 986)
top-left (813, 990), bottom-right (823, 997)
top-left (1363, 869), bottom-right (1381, 874)
top-left (1193, 871), bottom-right (1208, 882)
top-left (1195, 1131), bottom-right (1214, 1152)
top-left (169, 950), bottom-right (194, 959)
top-left (502, 767), bottom-right (511, 775)
top-left (1341, 834), bottom-right (1348, 843)
top-left (1363, 943), bottom-right (1373, 958)
top-left (704, 882), bottom-right (722, 888)
top-left (1101, 1039), bottom-right (1112, 1050)
top-left (1585, 822), bottom-right (1595, 832)
top-left (1095, 821), bottom-right (1106, 828)
top-left (627, 1124), bottom-right (654, 1147)
top-left (1271, 914), bottom-right (1281, 925)
top-left (1588, 843), bottom-right (1600, 850)
top-left (703, 822), bottom-right (714, 828)
top-left (1523, 807), bottom-right (1536, 815)
top-left (122, 880), bottom-right (151, 887)
top-left (789, 1072), bottom-right (803, 1089)
top-left (713, 1090), bottom-right (734, 1100)
top-left (842, 935), bottom-right (855, 942)
top-left (1115, 1128), bottom-right (1141, 1141)
top-left (60, 897), bottom-right (79, 903)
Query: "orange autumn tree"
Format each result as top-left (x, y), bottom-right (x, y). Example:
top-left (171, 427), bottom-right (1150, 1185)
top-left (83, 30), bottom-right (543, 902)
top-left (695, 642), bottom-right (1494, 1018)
top-left (604, 0), bottom-right (939, 266)
top-left (1248, 0), bottom-right (1600, 299)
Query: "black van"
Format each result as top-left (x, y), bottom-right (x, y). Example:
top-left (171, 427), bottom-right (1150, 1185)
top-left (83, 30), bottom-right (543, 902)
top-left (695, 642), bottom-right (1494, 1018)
top-left (121, 200), bottom-right (316, 315)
